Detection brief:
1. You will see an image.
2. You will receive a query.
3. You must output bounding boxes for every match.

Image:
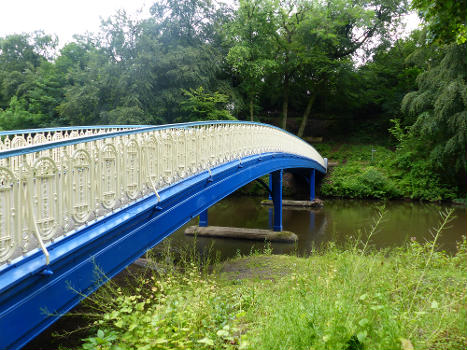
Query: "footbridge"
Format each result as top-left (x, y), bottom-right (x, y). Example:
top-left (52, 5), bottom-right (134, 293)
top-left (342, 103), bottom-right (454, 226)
top-left (0, 121), bottom-right (326, 349)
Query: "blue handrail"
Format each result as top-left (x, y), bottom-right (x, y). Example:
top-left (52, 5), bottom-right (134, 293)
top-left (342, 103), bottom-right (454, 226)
top-left (0, 125), bottom-right (150, 136)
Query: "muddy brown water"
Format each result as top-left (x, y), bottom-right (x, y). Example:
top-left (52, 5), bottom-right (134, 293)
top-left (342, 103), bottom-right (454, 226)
top-left (24, 196), bottom-right (466, 349)
top-left (169, 196), bottom-right (466, 257)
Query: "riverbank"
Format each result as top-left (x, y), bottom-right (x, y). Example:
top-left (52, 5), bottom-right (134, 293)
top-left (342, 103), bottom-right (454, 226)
top-left (235, 142), bottom-right (466, 203)
top-left (314, 143), bottom-right (464, 202)
top-left (77, 222), bottom-right (466, 349)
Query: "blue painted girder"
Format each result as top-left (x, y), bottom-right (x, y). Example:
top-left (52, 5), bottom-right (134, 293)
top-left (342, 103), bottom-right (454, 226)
top-left (0, 152), bottom-right (325, 350)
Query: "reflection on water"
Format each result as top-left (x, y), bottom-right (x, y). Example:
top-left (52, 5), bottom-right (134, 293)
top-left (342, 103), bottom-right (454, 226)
top-left (167, 196), bottom-right (467, 259)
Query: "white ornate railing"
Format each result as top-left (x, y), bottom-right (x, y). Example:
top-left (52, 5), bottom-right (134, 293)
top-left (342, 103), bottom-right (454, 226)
top-left (0, 122), bottom-right (324, 265)
top-left (0, 125), bottom-right (147, 151)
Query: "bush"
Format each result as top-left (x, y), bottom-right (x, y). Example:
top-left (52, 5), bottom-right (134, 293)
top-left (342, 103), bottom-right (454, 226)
top-left (391, 160), bottom-right (457, 201)
top-left (321, 164), bottom-right (401, 199)
top-left (388, 119), bottom-right (460, 200)
top-left (318, 141), bottom-right (459, 201)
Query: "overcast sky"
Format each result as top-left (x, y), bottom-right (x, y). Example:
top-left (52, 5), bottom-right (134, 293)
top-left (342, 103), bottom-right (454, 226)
top-left (0, 0), bottom-right (421, 46)
top-left (0, 0), bottom-right (152, 44)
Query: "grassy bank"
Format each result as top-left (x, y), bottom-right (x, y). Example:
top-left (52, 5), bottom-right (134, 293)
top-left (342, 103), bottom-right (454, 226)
top-left (76, 212), bottom-right (467, 350)
top-left (314, 143), bottom-right (462, 201)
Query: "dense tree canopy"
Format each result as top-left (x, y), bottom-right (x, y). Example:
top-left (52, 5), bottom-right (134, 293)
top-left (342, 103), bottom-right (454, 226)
top-left (0, 0), bottom-right (465, 197)
top-left (0, 0), bottom-right (410, 129)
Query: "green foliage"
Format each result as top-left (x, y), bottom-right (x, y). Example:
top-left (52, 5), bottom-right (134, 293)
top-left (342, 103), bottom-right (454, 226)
top-left (401, 44), bottom-right (467, 179)
top-left (0, 32), bottom-right (52, 73)
top-left (80, 213), bottom-right (467, 350)
top-left (383, 31), bottom-right (467, 198)
top-left (81, 265), bottom-right (244, 350)
top-left (0, 96), bottom-right (46, 130)
top-left (224, 0), bottom-right (408, 127)
top-left (0, 32), bottom-right (62, 129)
top-left (318, 142), bottom-right (458, 201)
top-left (0, 0), bottom-right (413, 132)
top-left (321, 164), bottom-right (401, 199)
top-left (180, 87), bottom-right (235, 121)
top-left (355, 31), bottom-right (424, 120)
top-left (0, 0), bottom-right (462, 198)
top-left (225, 0), bottom-right (279, 121)
top-left (411, 0), bottom-right (467, 44)
top-left (388, 120), bottom-right (458, 201)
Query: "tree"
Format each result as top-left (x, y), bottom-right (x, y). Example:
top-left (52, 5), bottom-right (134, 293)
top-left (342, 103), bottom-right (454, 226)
top-left (411, 0), bottom-right (467, 44)
top-left (394, 0), bottom-right (467, 196)
top-left (272, 0), bottom-right (309, 130)
top-left (349, 31), bottom-right (424, 129)
top-left (143, 0), bottom-right (230, 122)
top-left (0, 33), bottom-right (50, 109)
top-left (227, 0), bottom-right (408, 133)
top-left (293, 0), bottom-right (408, 137)
top-left (0, 32), bottom-right (62, 129)
top-left (0, 96), bottom-right (44, 130)
top-left (226, 0), bottom-right (278, 121)
top-left (401, 43), bottom-right (467, 191)
top-left (180, 86), bottom-right (235, 121)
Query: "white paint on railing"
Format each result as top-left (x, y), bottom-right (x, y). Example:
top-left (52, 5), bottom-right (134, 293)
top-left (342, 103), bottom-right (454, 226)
top-left (0, 123), bottom-right (324, 265)
top-left (0, 126), bottom-right (143, 152)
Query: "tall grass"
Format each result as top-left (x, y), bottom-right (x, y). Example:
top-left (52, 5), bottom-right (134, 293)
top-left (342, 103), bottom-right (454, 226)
top-left (78, 211), bottom-right (466, 350)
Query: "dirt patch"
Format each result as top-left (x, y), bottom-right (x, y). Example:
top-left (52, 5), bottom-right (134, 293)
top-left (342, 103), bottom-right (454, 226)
top-left (218, 255), bottom-right (297, 281)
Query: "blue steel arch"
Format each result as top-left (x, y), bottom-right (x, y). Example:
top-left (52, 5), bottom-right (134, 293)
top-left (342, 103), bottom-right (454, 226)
top-left (0, 123), bottom-right (325, 350)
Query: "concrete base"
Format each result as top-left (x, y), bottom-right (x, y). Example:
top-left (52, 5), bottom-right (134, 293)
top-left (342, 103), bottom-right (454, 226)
top-left (261, 199), bottom-right (324, 208)
top-left (185, 226), bottom-right (297, 242)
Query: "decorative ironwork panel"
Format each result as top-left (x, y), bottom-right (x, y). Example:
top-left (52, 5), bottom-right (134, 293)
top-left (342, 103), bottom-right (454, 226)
top-left (0, 167), bottom-right (18, 262)
top-left (143, 136), bottom-right (159, 191)
top-left (98, 143), bottom-right (119, 210)
top-left (162, 131), bottom-right (173, 185)
top-left (0, 122), bottom-right (325, 265)
top-left (31, 157), bottom-right (60, 241)
top-left (124, 139), bottom-right (141, 200)
top-left (70, 149), bottom-right (93, 224)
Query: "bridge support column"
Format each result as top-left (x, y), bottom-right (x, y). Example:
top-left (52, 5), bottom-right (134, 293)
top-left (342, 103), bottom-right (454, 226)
top-left (310, 169), bottom-right (315, 201)
top-left (268, 174), bottom-right (273, 229)
top-left (199, 209), bottom-right (208, 227)
top-left (272, 170), bottom-right (283, 232)
top-left (268, 174), bottom-right (272, 200)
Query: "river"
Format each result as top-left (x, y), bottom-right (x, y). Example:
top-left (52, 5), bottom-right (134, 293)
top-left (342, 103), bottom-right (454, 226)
top-left (167, 195), bottom-right (466, 257)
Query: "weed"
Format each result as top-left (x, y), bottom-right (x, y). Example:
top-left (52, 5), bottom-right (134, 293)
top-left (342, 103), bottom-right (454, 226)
top-left (78, 214), bottom-right (466, 350)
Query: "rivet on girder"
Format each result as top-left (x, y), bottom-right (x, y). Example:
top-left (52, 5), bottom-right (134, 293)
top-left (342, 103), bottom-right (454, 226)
top-left (40, 268), bottom-right (53, 276)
